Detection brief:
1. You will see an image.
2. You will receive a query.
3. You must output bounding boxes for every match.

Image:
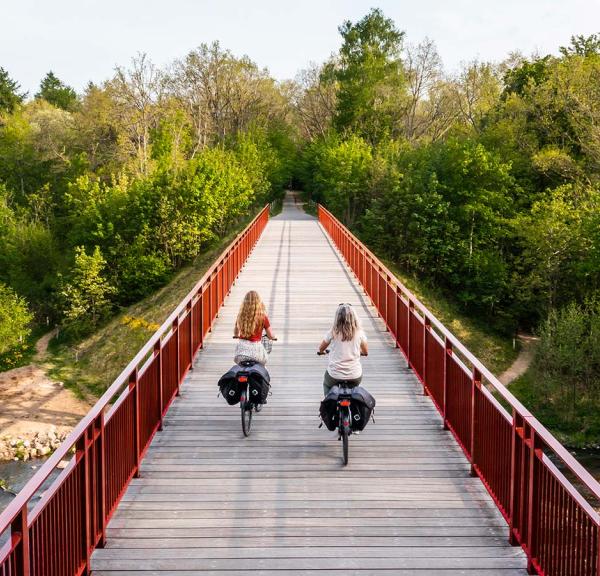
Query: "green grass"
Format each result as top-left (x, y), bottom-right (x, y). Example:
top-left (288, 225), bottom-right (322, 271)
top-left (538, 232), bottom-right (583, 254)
top-left (48, 216), bottom-right (258, 399)
top-left (380, 260), bottom-right (518, 375)
top-left (511, 369), bottom-right (600, 449)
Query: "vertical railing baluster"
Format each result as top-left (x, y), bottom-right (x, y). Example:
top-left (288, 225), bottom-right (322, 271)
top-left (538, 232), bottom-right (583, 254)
top-left (395, 287), bottom-right (402, 349)
top-left (96, 413), bottom-right (106, 548)
top-left (526, 426), bottom-right (542, 574)
top-left (129, 368), bottom-right (140, 478)
top-left (423, 317), bottom-right (430, 396)
top-left (11, 507), bottom-right (30, 576)
top-left (187, 301), bottom-right (193, 371)
top-left (509, 410), bottom-right (524, 546)
top-left (443, 338), bottom-right (452, 429)
top-left (76, 427), bottom-right (91, 573)
top-left (470, 367), bottom-right (482, 476)
top-left (155, 340), bottom-right (163, 430)
top-left (407, 300), bottom-right (414, 369)
top-left (173, 318), bottom-right (180, 395)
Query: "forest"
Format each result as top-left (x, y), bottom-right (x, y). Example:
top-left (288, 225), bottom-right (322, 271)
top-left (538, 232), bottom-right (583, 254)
top-left (1, 9), bottom-right (599, 444)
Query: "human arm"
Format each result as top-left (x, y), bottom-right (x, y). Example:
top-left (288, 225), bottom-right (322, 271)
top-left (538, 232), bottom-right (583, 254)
top-left (264, 315), bottom-right (277, 340)
top-left (318, 330), bottom-right (332, 355)
top-left (360, 331), bottom-right (368, 356)
top-left (317, 339), bottom-right (330, 355)
top-left (233, 323), bottom-right (239, 338)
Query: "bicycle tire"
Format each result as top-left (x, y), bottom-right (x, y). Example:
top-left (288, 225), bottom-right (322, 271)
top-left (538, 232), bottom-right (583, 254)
top-left (339, 406), bottom-right (349, 466)
top-left (341, 423), bottom-right (349, 465)
top-left (241, 400), bottom-right (253, 437)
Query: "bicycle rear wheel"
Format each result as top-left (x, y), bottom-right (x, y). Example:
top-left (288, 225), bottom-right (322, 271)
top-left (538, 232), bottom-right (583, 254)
top-left (341, 424), bottom-right (349, 465)
top-left (241, 399), bottom-right (253, 437)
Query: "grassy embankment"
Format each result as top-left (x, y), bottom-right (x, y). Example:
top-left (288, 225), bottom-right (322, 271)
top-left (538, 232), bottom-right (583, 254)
top-left (48, 208), bottom-right (269, 400)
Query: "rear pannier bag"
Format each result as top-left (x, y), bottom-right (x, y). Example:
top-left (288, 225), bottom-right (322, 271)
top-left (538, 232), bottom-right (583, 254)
top-left (249, 378), bottom-right (269, 404)
top-left (350, 386), bottom-right (376, 431)
top-left (319, 385), bottom-right (340, 431)
top-left (218, 363), bottom-right (271, 406)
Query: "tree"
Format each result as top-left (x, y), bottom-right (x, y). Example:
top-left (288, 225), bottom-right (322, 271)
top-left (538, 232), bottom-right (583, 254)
top-left (0, 67), bottom-right (26, 114)
top-left (0, 283), bottom-right (33, 355)
top-left (112, 54), bottom-right (164, 175)
top-left (60, 246), bottom-right (115, 335)
top-left (453, 61), bottom-right (501, 132)
top-left (403, 38), bottom-right (445, 140)
top-left (170, 42), bottom-right (287, 153)
top-left (333, 8), bottom-right (406, 142)
top-left (559, 34), bottom-right (600, 57)
top-left (36, 71), bottom-right (78, 111)
top-left (309, 134), bottom-right (373, 226)
top-left (292, 62), bottom-right (337, 140)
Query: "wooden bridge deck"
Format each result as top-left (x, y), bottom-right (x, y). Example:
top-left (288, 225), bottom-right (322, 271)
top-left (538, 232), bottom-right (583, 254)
top-left (91, 196), bottom-right (527, 575)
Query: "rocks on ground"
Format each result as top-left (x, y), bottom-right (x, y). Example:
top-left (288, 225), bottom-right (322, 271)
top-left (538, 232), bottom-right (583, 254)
top-left (0, 427), bottom-right (69, 461)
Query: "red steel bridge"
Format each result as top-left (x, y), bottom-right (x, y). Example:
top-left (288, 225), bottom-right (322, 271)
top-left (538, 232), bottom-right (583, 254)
top-left (1, 193), bottom-right (599, 575)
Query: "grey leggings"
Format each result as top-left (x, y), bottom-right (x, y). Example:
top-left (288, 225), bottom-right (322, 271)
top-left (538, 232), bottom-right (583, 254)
top-left (323, 370), bottom-right (362, 396)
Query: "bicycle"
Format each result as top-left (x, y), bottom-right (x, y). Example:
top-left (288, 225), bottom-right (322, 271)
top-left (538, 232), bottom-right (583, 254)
top-left (317, 350), bottom-right (359, 466)
top-left (233, 334), bottom-right (276, 437)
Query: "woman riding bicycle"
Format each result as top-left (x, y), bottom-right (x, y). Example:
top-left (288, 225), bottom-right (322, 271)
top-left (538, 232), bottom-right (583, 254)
top-left (318, 303), bottom-right (368, 396)
top-left (234, 290), bottom-right (276, 366)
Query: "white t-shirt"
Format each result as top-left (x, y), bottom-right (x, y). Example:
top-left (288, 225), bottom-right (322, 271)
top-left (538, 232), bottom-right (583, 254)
top-left (323, 329), bottom-right (367, 380)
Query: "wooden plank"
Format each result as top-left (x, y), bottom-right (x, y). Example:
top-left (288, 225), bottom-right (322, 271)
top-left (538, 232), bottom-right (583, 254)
top-left (91, 194), bottom-right (526, 574)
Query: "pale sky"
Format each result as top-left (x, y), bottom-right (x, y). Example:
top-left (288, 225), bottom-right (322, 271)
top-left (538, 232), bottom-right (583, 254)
top-left (2, 0), bottom-right (600, 95)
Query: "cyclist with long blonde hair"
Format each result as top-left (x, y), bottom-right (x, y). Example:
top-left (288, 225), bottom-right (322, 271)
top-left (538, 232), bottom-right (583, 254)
top-left (233, 290), bottom-right (276, 365)
top-left (318, 303), bottom-right (368, 396)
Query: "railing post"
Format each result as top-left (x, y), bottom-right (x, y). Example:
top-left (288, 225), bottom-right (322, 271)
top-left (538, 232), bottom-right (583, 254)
top-left (96, 412), bottom-right (106, 548)
top-left (77, 427), bottom-right (91, 574)
top-left (173, 318), bottom-right (180, 395)
top-left (187, 301), bottom-right (193, 371)
top-left (526, 425), bottom-right (542, 574)
top-left (443, 338), bottom-right (451, 429)
top-left (423, 317), bottom-right (430, 396)
top-left (470, 367), bottom-right (482, 476)
top-left (407, 300), bottom-right (414, 369)
top-left (154, 340), bottom-right (163, 431)
top-left (395, 286), bottom-right (402, 349)
top-left (509, 410), bottom-right (524, 546)
top-left (11, 507), bottom-right (30, 576)
top-left (373, 267), bottom-right (379, 313)
top-left (129, 368), bottom-right (140, 478)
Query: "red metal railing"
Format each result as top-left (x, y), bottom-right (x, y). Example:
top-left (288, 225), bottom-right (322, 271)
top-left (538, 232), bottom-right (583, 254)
top-left (318, 204), bottom-right (600, 576)
top-left (0, 205), bottom-right (270, 576)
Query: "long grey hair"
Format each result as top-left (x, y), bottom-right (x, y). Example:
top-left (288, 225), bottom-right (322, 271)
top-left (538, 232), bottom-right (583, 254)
top-left (332, 304), bottom-right (360, 342)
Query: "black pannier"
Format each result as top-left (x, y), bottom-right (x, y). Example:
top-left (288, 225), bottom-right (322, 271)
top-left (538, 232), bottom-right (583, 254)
top-left (249, 379), bottom-right (269, 403)
top-left (218, 363), bottom-right (271, 406)
top-left (219, 379), bottom-right (243, 405)
top-left (349, 386), bottom-right (376, 431)
top-left (319, 385), bottom-right (340, 431)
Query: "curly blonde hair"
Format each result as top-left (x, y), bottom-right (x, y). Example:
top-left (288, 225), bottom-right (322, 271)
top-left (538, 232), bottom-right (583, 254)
top-left (236, 291), bottom-right (266, 339)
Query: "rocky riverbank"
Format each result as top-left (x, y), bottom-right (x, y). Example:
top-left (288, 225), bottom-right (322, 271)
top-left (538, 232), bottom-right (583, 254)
top-left (0, 427), bottom-right (69, 461)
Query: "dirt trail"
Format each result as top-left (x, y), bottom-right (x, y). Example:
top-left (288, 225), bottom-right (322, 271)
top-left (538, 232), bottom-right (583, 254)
top-left (499, 334), bottom-right (538, 385)
top-left (0, 330), bottom-right (91, 446)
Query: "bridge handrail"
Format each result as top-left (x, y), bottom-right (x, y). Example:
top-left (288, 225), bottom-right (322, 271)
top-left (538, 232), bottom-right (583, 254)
top-left (318, 203), bottom-right (600, 576)
top-left (0, 204), bottom-right (270, 575)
